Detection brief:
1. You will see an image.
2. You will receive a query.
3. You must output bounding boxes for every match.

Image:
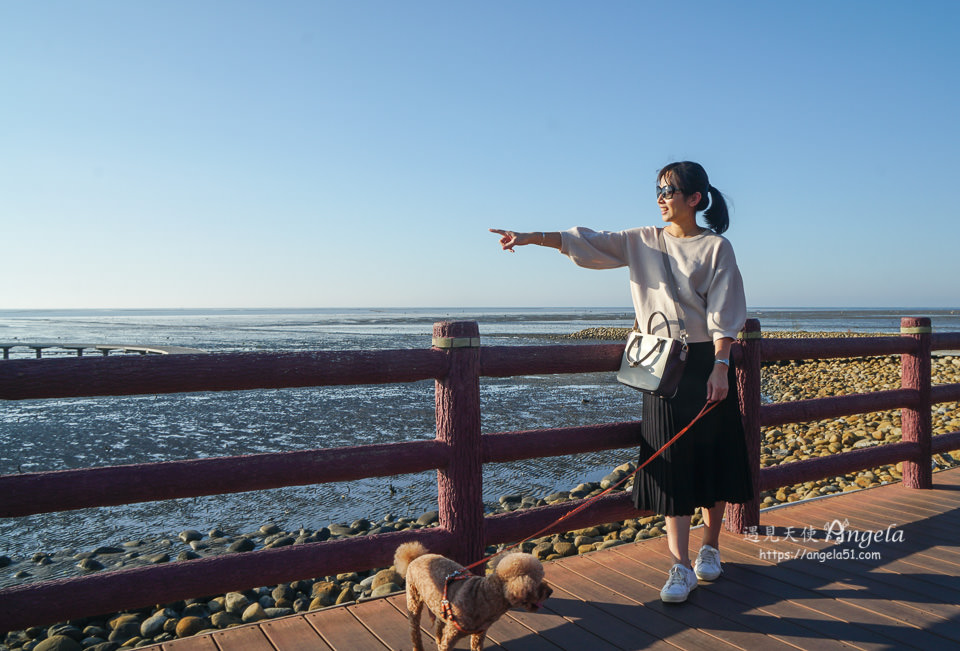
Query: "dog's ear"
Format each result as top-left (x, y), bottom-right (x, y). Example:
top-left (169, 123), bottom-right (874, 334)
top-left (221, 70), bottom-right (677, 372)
top-left (538, 581), bottom-right (553, 601)
top-left (495, 553), bottom-right (545, 606)
top-left (504, 575), bottom-right (538, 606)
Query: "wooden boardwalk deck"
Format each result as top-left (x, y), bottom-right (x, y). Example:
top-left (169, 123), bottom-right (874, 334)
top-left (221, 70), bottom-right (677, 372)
top-left (145, 466), bottom-right (960, 651)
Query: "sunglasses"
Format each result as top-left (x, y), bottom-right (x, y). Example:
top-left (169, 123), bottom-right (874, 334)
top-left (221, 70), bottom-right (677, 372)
top-left (656, 184), bottom-right (682, 200)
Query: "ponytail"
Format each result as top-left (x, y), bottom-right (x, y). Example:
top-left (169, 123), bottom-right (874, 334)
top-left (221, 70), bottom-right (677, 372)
top-left (702, 184), bottom-right (729, 234)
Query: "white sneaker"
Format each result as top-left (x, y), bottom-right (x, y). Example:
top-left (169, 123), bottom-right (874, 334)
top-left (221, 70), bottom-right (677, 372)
top-left (660, 564), bottom-right (697, 603)
top-left (694, 544), bottom-right (722, 581)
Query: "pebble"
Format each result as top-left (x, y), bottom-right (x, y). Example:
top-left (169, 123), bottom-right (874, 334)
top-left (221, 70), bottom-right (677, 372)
top-left (223, 592), bottom-right (249, 614)
top-left (210, 611), bottom-right (241, 628)
top-left (76, 558), bottom-right (103, 572)
top-left (174, 617), bottom-right (207, 639)
top-left (226, 538), bottom-right (255, 553)
top-left (178, 530), bottom-right (202, 543)
top-left (33, 637), bottom-right (82, 651)
top-left (4, 332), bottom-right (958, 650)
top-left (139, 615), bottom-right (167, 639)
top-left (241, 603), bottom-right (267, 624)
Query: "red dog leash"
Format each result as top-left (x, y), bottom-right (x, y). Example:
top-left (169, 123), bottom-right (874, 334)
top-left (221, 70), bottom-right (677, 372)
top-left (438, 400), bottom-right (719, 631)
top-left (445, 399), bottom-right (720, 593)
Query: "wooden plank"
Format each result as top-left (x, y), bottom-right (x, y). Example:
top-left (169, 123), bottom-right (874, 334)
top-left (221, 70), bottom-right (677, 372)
top-left (499, 593), bottom-right (621, 651)
top-left (850, 480), bottom-right (957, 503)
top-left (543, 560), bottom-right (726, 650)
top-left (384, 592), bottom-right (559, 651)
top-left (728, 519), bottom-right (960, 625)
top-left (698, 532), bottom-right (958, 648)
top-left (210, 625), bottom-right (276, 651)
top-left (604, 540), bottom-right (805, 650)
top-left (847, 492), bottom-right (960, 543)
top-left (760, 502), bottom-right (960, 600)
top-left (634, 539), bottom-right (861, 651)
top-left (744, 545), bottom-right (957, 619)
top-left (710, 533), bottom-right (959, 649)
top-left (159, 635), bottom-right (220, 651)
top-left (351, 596), bottom-right (448, 651)
top-left (763, 497), bottom-right (957, 558)
top-left (903, 472), bottom-right (960, 490)
top-left (687, 557), bottom-right (893, 651)
top-left (482, 613), bottom-right (563, 651)
top-left (726, 540), bottom-right (960, 647)
top-left (787, 498), bottom-right (960, 566)
top-left (578, 546), bottom-right (798, 650)
top-left (384, 595), bottom-right (458, 650)
top-left (304, 605), bottom-right (389, 650)
top-left (542, 583), bottom-right (667, 650)
top-left (814, 492), bottom-right (960, 545)
top-left (856, 485), bottom-right (960, 517)
top-left (931, 467), bottom-right (960, 485)
top-left (884, 486), bottom-right (960, 506)
top-left (608, 539), bottom-right (863, 651)
top-left (260, 615), bottom-right (334, 651)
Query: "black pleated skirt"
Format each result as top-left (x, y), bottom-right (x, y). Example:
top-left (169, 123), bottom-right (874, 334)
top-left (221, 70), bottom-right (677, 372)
top-left (631, 342), bottom-right (754, 517)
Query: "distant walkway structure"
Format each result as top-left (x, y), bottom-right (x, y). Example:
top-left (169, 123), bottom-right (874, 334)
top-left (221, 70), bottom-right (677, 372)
top-left (0, 343), bottom-right (208, 359)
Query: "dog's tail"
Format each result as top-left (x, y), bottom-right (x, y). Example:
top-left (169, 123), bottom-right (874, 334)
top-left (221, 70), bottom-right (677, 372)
top-left (394, 541), bottom-right (429, 578)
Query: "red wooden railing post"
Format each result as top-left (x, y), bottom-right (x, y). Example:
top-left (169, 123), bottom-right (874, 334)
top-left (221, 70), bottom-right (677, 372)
top-left (433, 321), bottom-right (485, 569)
top-left (726, 318), bottom-right (762, 533)
top-left (901, 316), bottom-right (932, 489)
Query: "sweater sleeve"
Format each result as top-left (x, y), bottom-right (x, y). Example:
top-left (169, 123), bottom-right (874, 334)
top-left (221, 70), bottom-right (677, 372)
top-left (705, 240), bottom-right (747, 341)
top-left (559, 227), bottom-right (629, 270)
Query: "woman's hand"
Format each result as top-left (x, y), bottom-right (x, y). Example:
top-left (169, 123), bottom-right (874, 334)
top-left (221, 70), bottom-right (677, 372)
top-left (490, 229), bottom-right (560, 251)
top-left (706, 364), bottom-right (729, 403)
top-left (489, 228), bottom-right (530, 252)
top-left (708, 337), bottom-right (734, 403)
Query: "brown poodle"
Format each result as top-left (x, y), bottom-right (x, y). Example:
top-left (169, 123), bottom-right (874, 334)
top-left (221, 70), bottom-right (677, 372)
top-left (394, 541), bottom-right (553, 651)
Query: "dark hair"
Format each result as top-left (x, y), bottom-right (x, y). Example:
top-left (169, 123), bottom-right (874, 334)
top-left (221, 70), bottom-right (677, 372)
top-left (657, 161), bottom-right (729, 234)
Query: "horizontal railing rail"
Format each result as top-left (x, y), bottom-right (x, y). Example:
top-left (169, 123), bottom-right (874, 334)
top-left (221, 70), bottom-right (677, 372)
top-left (0, 349), bottom-right (449, 399)
top-left (0, 318), bottom-right (958, 633)
top-left (759, 389), bottom-right (918, 426)
top-left (0, 421), bottom-right (642, 519)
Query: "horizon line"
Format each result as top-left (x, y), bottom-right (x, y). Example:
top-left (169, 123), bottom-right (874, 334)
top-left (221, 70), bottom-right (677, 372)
top-left (2, 306), bottom-right (958, 313)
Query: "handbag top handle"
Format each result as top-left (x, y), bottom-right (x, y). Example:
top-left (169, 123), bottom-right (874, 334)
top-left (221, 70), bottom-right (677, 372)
top-left (631, 229), bottom-right (688, 343)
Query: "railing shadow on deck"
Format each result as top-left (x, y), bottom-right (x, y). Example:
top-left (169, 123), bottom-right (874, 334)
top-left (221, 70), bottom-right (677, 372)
top-left (1, 317), bottom-right (959, 632)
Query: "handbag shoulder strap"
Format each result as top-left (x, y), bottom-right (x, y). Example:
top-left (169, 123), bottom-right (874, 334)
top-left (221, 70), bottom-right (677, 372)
top-left (657, 228), bottom-right (688, 343)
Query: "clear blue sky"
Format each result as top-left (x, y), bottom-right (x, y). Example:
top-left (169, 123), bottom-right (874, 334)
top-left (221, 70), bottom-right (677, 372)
top-left (2, 1), bottom-right (958, 309)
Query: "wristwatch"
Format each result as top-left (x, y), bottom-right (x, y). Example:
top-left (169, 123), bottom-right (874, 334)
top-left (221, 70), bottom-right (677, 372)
top-left (714, 358), bottom-right (730, 367)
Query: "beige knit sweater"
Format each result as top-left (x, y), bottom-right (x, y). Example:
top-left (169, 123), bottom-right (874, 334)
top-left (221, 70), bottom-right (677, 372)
top-left (559, 226), bottom-right (747, 343)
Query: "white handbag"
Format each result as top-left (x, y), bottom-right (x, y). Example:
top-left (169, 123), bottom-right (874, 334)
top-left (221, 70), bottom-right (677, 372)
top-left (616, 229), bottom-right (689, 398)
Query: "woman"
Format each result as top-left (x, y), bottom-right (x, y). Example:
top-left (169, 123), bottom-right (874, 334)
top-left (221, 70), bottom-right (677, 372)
top-left (490, 161), bottom-right (752, 604)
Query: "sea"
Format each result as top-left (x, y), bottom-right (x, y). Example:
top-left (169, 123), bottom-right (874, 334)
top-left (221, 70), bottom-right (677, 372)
top-left (1, 307), bottom-right (958, 580)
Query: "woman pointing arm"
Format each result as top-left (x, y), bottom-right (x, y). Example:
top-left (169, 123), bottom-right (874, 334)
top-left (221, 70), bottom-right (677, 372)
top-left (490, 161), bottom-right (751, 605)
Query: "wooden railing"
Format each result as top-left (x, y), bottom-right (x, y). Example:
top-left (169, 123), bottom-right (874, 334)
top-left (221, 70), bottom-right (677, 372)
top-left (1, 317), bottom-right (959, 632)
